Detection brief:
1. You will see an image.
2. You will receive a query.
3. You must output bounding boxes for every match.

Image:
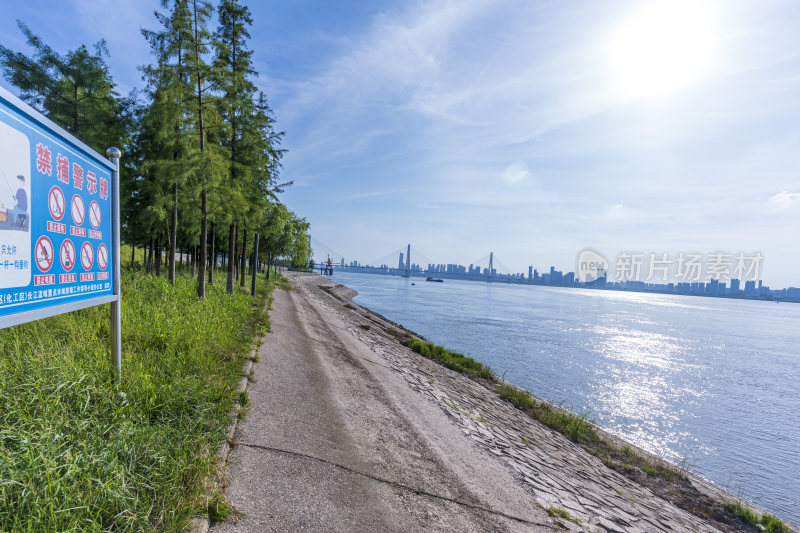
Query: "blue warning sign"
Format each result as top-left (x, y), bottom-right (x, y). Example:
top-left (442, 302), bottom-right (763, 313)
top-left (0, 87), bottom-right (116, 324)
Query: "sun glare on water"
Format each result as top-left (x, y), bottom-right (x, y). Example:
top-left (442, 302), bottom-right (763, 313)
top-left (605, 1), bottom-right (719, 100)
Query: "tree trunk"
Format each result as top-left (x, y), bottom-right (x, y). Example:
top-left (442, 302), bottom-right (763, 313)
top-left (266, 249), bottom-right (271, 280)
top-left (235, 225), bottom-right (239, 279)
top-left (191, 246), bottom-right (196, 279)
top-left (130, 243), bottom-right (135, 268)
top-left (227, 222), bottom-right (236, 294)
top-left (208, 222), bottom-right (215, 285)
top-left (169, 181), bottom-right (178, 284)
top-left (154, 236), bottom-right (162, 276)
top-left (198, 193), bottom-right (207, 297)
top-left (192, 0), bottom-right (207, 299)
top-left (147, 236), bottom-right (154, 274)
top-left (240, 227), bottom-right (247, 287)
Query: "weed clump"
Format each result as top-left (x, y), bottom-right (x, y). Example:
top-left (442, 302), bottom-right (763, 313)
top-left (498, 384), bottom-right (596, 444)
top-left (642, 464), bottom-right (674, 480)
top-left (275, 274), bottom-right (292, 291)
top-left (405, 338), bottom-right (493, 379)
top-left (724, 502), bottom-right (790, 533)
top-left (546, 506), bottom-right (581, 525)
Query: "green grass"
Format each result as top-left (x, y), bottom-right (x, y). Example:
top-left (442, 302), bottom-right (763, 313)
top-left (0, 257), bottom-right (272, 531)
top-left (497, 384), bottom-right (597, 444)
top-left (275, 274), bottom-right (292, 291)
top-left (317, 284), bottom-right (340, 299)
top-left (724, 502), bottom-right (790, 533)
top-left (622, 444), bottom-right (633, 457)
top-left (641, 464), bottom-right (674, 480)
top-left (405, 338), bottom-right (493, 379)
top-left (207, 493), bottom-right (237, 523)
top-left (546, 506), bottom-right (579, 524)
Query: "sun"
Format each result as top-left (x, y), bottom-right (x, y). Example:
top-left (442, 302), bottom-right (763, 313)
top-left (605, 1), bottom-right (719, 100)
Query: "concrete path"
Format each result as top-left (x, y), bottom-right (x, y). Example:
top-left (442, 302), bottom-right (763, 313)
top-left (211, 273), bottom-right (551, 532)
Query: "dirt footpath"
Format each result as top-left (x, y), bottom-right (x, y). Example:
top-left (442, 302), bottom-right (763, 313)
top-left (211, 272), bottom-right (551, 532)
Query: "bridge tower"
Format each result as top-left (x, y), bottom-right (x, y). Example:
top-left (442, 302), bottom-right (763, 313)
top-left (488, 252), bottom-right (493, 282)
top-left (403, 244), bottom-right (411, 277)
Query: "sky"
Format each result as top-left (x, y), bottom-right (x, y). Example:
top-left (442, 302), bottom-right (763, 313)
top-left (2, 0), bottom-right (799, 287)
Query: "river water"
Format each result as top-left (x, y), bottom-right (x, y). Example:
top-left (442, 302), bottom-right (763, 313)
top-left (329, 271), bottom-right (800, 523)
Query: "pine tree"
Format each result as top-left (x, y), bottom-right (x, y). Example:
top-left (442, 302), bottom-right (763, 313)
top-left (214, 0), bottom-right (255, 294)
top-left (142, 0), bottom-right (195, 284)
top-left (0, 22), bottom-right (131, 155)
top-left (185, 0), bottom-right (228, 298)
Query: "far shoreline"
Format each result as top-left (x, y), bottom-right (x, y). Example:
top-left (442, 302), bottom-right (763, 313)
top-left (329, 267), bottom-right (800, 305)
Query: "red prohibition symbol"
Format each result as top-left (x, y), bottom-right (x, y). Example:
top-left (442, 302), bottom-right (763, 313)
top-left (97, 243), bottom-right (109, 270)
top-left (71, 195), bottom-right (85, 226)
top-left (48, 186), bottom-right (65, 221)
top-left (80, 241), bottom-right (94, 271)
top-left (60, 239), bottom-right (76, 271)
top-left (88, 200), bottom-right (101, 229)
top-left (35, 236), bottom-right (54, 272)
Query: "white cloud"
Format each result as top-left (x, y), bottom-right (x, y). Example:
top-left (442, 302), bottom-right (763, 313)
top-left (771, 190), bottom-right (800, 210)
top-left (602, 203), bottom-right (645, 221)
top-left (500, 161), bottom-right (530, 184)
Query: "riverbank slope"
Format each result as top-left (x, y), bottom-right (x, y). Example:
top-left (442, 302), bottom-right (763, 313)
top-left (213, 272), bottom-right (794, 532)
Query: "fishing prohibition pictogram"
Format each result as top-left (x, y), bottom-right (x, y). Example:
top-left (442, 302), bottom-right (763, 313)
top-left (48, 186), bottom-right (65, 221)
top-left (97, 243), bottom-right (109, 270)
top-left (60, 239), bottom-right (76, 271)
top-left (71, 195), bottom-right (85, 225)
top-left (80, 241), bottom-right (94, 270)
top-left (88, 201), bottom-right (101, 229)
top-left (35, 236), bottom-right (54, 272)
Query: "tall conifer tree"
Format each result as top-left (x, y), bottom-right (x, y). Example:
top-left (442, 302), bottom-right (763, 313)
top-left (0, 22), bottom-right (130, 155)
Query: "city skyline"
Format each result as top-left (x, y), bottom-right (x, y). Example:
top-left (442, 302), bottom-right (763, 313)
top-left (323, 248), bottom-right (800, 302)
top-left (311, 240), bottom-right (790, 289)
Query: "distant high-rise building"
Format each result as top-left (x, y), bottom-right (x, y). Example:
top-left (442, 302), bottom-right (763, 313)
top-left (528, 266), bottom-right (533, 280)
top-left (744, 280), bottom-right (756, 295)
top-left (707, 279), bottom-right (719, 294)
top-left (730, 279), bottom-right (740, 292)
top-left (398, 252), bottom-right (404, 271)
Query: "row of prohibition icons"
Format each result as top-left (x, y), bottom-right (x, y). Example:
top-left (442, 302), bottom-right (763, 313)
top-left (47, 185), bottom-right (102, 229)
top-left (34, 237), bottom-right (109, 273)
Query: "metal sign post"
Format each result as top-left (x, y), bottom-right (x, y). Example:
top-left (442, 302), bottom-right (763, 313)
top-left (107, 148), bottom-right (122, 379)
top-left (0, 86), bottom-right (121, 379)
